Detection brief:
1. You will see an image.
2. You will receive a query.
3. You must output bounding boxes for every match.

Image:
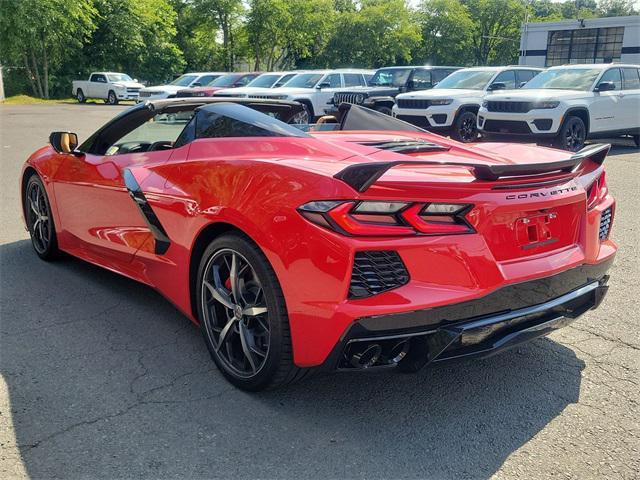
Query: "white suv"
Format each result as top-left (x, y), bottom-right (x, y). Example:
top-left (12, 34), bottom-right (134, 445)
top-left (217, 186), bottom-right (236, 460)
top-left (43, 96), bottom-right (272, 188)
top-left (478, 64), bottom-right (640, 151)
top-left (245, 69), bottom-right (375, 122)
top-left (213, 72), bottom-right (299, 98)
top-left (392, 66), bottom-right (542, 142)
top-left (138, 72), bottom-right (226, 102)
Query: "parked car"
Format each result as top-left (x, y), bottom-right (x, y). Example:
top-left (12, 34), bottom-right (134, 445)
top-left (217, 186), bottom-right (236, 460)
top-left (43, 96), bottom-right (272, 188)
top-left (22, 99), bottom-right (616, 391)
top-left (327, 65), bottom-right (460, 115)
top-left (72, 72), bottom-right (144, 105)
top-left (137, 72), bottom-right (226, 101)
top-left (176, 72), bottom-right (262, 98)
top-left (393, 66), bottom-right (543, 142)
top-left (213, 72), bottom-right (299, 98)
top-left (245, 69), bottom-right (375, 122)
top-left (478, 63), bottom-right (640, 151)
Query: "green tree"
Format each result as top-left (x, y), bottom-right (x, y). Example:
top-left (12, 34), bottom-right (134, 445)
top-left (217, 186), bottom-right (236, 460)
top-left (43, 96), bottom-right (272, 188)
top-left (462, 0), bottom-right (526, 65)
top-left (86, 0), bottom-right (184, 83)
top-left (0, 0), bottom-right (96, 98)
top-left (415, 0), bottom-right (474, 66)
top-left (598, 0), bottom-right (638, 16)
top-left (246, 0), bottom-right (335, 70)
top-left (322, 0), bottom-right (421, 68)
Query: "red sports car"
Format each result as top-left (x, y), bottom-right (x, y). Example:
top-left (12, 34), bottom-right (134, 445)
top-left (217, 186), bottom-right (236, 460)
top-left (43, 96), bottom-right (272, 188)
top-left (21, 99), bottom-right (616, 391)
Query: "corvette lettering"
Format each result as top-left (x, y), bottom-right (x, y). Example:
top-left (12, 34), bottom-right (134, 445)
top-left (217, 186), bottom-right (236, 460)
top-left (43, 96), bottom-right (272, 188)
top-left (506, 185), bottom-right (578, 200)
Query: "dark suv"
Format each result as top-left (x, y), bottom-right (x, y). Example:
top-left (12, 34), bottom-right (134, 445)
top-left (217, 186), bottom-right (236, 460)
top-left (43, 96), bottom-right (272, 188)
top-left (326, 66), bottom-right (460, 116)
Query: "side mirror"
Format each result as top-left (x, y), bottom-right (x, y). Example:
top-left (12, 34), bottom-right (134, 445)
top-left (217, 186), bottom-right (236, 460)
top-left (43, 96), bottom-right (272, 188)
top-left (49, 132), bottom-right (78, 154)
top-left (595, 81), bottom-right (615, 92)
top-left (134, 78), bottom-right (138, 82)
top-left (519, 81), bottom-right (527, 88)
top-left (191, 82), bottom-right (201, 87)
top-left (487, 82), bottom-right (506, 91)
top-left (316, 82), bottom-right (331, 89)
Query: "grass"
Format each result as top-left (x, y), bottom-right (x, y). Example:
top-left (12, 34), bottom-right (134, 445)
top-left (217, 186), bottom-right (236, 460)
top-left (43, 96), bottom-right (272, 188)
top-left (1, 95), bottom-right (77, 105)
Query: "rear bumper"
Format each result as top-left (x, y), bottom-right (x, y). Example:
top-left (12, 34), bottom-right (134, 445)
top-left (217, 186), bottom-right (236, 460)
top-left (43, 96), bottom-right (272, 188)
top-left (322, 259), bottom-right (612, 371)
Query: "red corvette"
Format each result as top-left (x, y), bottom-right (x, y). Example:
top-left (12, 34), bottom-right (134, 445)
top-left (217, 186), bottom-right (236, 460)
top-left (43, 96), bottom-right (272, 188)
top-left (21, 99), bottom-right (616, 390)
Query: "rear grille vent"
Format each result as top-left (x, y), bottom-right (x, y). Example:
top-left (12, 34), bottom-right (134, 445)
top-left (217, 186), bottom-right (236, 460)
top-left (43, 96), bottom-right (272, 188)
top-left (396, 99), bottom-right (431, 109)
top-left (349, 251), bottom-right (409, 299)
top-left (599, 207), bottom-right (612, 241)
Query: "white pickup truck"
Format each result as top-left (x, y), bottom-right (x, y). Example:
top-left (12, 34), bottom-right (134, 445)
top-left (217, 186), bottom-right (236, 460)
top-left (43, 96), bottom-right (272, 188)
top-left (72, 72), bottom-right (144, 105)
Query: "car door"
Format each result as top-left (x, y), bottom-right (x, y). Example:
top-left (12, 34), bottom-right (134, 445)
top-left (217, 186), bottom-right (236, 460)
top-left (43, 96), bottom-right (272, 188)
top-left (313, 73), bottom-right (342, 113)
top-left (621, 67), bottom-right (640, 129)
top-left (52, 109), bottom-right (192, 265)
top-left (408, 69), bottom-right (433, 91)
top-left (89, 73), bottom-right (107, 98)
top-left (590, 67), bottom-right (623, 133)
top-left (492, 70), bottom-right (517, 90)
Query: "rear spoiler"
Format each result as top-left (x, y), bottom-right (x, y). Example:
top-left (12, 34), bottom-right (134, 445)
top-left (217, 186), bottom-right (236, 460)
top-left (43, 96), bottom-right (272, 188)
top-left (334, 143), bottom-right (610, 192)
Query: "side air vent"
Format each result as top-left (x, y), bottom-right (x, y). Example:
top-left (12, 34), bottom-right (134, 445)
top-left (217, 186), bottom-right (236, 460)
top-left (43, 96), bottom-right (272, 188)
top-left (599, 207), bottom-right (612, 241)
top-left (349, 251), bottom-right (409, 299)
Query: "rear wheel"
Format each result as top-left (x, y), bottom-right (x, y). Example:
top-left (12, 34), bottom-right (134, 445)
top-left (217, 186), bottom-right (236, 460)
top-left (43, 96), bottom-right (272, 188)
top-left (196, 233), bottom-right (309, 391)
top-left (555, 116), bottom-right (586, 152)
top-left (76, 89), bottom-right (86, 103)
top-left (105, 90), bottom-right (119, 105)
top-left (633, 135), bottom-right (639, 148)
top-left (451, 111), bottom-right (478, 143)
top-left (24, 174), bottom-right (59, 260)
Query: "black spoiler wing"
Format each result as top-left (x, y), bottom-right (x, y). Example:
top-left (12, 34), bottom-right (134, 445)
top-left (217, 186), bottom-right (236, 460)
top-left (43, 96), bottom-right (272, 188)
top-left (334, 143), bottom-right (610, 192)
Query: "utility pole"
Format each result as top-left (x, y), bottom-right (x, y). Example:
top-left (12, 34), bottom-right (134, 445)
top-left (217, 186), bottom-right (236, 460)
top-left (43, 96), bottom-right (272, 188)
top-left (0, 65), bottom-right (5, 101)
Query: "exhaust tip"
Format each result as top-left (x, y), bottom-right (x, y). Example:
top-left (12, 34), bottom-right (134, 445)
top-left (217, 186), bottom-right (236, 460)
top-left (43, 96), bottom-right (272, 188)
top-left (350, 344), bottom-right (382, 369)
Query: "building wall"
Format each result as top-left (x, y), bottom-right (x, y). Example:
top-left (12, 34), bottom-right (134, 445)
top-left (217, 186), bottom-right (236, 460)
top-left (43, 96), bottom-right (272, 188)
top-left (519, 16), bottom-right (640, 67)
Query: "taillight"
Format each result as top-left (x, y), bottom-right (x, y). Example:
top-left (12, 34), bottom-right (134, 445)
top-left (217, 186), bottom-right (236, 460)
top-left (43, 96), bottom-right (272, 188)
top-left (298, 200), bottom-right (474, 236)
top-left (587, 172), bottom-right (608, 210)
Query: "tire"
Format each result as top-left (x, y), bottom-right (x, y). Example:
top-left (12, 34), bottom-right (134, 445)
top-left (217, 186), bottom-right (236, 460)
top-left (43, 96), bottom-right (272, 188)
top-left (76, 89), bottom-right (86, 103)
top-left (555, 116), bottom-right (586, 152)
top-left (451, 110), bottom-right (478, 143)
top-left (106, 90), bottom-right (119, 105)
top-left (633, 135), bottom-right (639, 148)
top-left (292, 101), bottom-right (313, 124)
top-left (196, 233), bottom-right (310, 391)
top-left (24, 174), bottom-right (59, 261)
top-left (374, 105), bottom-right (393, 116)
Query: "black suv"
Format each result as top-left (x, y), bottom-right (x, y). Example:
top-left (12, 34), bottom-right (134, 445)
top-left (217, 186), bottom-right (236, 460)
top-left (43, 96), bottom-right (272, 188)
top-left (326, 66), bottom-right (460, 116)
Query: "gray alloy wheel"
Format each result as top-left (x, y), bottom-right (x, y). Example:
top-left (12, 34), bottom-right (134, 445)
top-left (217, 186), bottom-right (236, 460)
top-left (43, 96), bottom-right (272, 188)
top-left (25, 175), bottom-right (58, 260)
top-left (201, 248), bottom-right (271, 379)
top-left (106, 90), bottom-right (119, 105)
top-left (452, 111), bottom-right (478, 143)
top-left (289, 103), bottom-right (311, 124)
top-left (557, 116), bottom-right (586, 152)
top-left (76, 89), bottom-right (86, 103)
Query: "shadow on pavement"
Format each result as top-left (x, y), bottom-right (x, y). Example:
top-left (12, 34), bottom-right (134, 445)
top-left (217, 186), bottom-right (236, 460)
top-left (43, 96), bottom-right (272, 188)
top-left (1, 240), bottom-right (585, 479)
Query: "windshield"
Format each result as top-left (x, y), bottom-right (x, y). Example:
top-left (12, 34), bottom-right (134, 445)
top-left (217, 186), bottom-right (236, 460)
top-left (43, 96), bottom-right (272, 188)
top-left (247, 74), bottom-right (281, 88)
top-left (435, 70), bottom-right (496, 90)
top-left (523, 68), bottom-right (601, 90)
top-left (209, 74), bottom-right (241, 87)
top-left (107, 73), bottom-right (133, 83)
top-left (282, 73), bottom-right (324, 88)
top-left (170, 74), bottom-right (199, 87)
top-left (369, 68), bottom-right (412, 87)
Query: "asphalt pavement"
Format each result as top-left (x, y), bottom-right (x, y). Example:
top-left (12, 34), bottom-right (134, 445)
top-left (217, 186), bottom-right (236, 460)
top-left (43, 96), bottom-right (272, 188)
top-left (1, 103), bottom-right (638, 479)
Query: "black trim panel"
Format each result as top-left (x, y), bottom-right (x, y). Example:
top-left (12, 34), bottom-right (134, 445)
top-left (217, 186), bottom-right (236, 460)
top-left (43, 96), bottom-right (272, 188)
top-left (357, 258), bottom-right (613, 333)
top-left (520, 49), bottom-right (547, 56)
top-left (621, 46), bottom-right (640, 54)
top-left (123, 169), bottom-right (171, 254)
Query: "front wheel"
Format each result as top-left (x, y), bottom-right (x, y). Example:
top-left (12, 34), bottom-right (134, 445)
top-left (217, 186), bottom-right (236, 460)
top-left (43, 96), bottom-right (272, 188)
top-left (451, 111), bottom-right (478, 143)
top-left (196, 233), bottom-right (309, 391)
top-left (105, 90), bottom-right (119, 105)
top-left (555, 116), bottom-right (586, 152)
top-left (24, 174), bottom-right (59, 260)
top-left (374, 105), bottom-right (393, 116)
